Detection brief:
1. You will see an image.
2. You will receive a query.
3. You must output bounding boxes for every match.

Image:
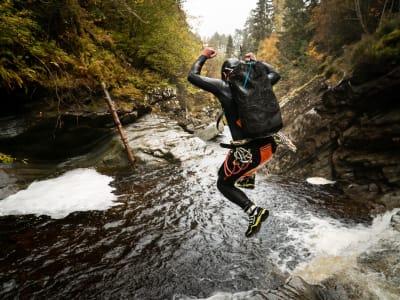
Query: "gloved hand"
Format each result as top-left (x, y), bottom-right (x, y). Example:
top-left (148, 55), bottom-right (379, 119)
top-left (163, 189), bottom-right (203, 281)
top-left (202, 47), bottom-right (217, 59)
top-left (245, 52), bottom-right (256, 61)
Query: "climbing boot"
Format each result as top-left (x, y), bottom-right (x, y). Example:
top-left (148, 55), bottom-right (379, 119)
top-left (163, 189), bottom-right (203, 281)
top-left (236, 173), bottom-right (256, 189)
top-left (245, 207), bottom-right (269, 237)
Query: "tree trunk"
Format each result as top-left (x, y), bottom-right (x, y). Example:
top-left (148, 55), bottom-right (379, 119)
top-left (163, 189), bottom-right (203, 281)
top-left (379, 0), bottom-right (389, 27)
top-left (101, 82), bottom-right (136, 169)
top-left (354, 0), bottom-right (370, 34)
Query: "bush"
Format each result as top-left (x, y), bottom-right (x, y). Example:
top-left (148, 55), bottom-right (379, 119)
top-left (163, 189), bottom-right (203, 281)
top-left (350, 17), bottom-right (400, 83)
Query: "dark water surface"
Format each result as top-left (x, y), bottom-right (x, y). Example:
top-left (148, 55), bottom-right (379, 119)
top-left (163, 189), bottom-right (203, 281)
top-left (0, 162), bottom-right (373, 299)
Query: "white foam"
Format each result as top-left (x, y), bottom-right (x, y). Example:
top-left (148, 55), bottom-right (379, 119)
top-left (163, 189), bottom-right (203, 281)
top-left (311, 213), bottom-right (392, 256)
top-left (291, 209), bottom-right (400, 292)
top-left (306, 177), bottom-right (336, 185)
top-left (0, 168), bottom-right (118, 219)
top-left (287, 209), bottom-right (399, 259)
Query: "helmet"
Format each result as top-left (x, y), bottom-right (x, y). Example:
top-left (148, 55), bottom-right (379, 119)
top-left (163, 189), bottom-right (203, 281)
top-left (221, 58), bottom-right (240, 81)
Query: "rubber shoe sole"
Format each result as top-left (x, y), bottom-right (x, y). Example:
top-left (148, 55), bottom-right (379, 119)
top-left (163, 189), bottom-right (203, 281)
top-left (235, 183), bottom-right (255, 189)
top-left (245, 209), bottom-right (269, 237)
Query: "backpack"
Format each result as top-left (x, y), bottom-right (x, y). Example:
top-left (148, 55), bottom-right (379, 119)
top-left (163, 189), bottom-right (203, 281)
top-left (229, 60), bottom-right (283, 138)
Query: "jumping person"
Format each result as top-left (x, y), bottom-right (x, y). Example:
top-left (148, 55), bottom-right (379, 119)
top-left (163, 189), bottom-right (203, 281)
top-left (187, 47), bottom-right (281, 237)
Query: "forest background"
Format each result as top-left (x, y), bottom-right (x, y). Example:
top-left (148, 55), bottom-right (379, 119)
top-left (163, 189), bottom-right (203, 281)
top-left (0, 0), bottom-right (399, 120)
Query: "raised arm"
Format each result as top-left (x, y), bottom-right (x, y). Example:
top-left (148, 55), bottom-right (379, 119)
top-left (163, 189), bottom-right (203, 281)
top-left (187, 48), bottom-right (225, 95)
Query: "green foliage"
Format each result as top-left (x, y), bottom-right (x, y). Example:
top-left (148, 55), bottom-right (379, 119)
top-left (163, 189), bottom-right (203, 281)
top-left (1, 0), bottom-right (199, 111)
top-left (242, 0), bottom-right (275, 54)
top-left (0, 0), bottom-right (39, 88)
top-left (225, 35), bottom-right (234, 58)
top-left (277, 0), bottom-right (317, 62)
top-left (309, 0), bottom-right (362, 56)
top-left (350, 17), bottom-right (400, 82)
top-left (3, 0), bottom-right (397, 118)
top-left (271, 0), bottom-right (400, 90)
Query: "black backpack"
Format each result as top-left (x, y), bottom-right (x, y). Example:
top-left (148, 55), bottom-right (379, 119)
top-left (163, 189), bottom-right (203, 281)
top-left (229, 60), bottom-right (283, 138)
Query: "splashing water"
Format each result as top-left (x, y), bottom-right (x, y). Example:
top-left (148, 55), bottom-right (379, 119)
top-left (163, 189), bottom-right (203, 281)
top-left (0, 168), bottom-right (118, 219)
top-left (290, 208), bottom-right (400, 300)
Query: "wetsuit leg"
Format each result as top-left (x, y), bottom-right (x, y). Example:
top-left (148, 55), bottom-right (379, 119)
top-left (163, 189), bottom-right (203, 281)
top-left (217, 162), bottom-right (251, 210)
top-left (217, 138), bottom-right (275, 211)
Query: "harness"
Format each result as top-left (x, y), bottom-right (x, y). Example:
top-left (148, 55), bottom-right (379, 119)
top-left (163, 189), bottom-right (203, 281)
top-left (223, 147), bottom-right (252, 177)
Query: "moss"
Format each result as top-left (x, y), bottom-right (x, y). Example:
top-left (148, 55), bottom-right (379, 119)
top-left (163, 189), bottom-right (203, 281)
top-left (350, 18), bottom-right (400, 83)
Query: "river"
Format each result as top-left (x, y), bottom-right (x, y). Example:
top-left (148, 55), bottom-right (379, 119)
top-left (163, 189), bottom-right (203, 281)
top-left (1, 114), bottom-right (399, 299)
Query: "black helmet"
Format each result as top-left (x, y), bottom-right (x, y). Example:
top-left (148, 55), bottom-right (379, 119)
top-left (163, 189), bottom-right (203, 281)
top-left (221, 58), bottom-right (240, 81)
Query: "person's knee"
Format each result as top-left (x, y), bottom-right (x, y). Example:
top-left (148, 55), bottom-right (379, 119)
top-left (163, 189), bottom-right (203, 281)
top-left (217, 177), bottom-right (225, 193)
top-left (217, 176), bottom-right (236, 192)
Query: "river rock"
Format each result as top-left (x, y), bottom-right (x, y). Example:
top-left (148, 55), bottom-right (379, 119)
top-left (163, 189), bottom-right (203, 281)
top-left (356, 237), bottom-right (400, 297)
top-left (195, 122), bottom-right (224, 141)
top-left (184, 276), bottom-right (349, 300)
top-left (377, 191), bottom-right (400, 211)
top-left (125, 114), bottom-right (213, 165)
top-left (390, 210), bottom-right (400, 231)
top-left (264, 276), bottom-right (347, 300)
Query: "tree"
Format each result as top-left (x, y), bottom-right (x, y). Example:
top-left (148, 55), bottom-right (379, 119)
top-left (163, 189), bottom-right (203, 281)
top-left (225, 35), bottom-right (234, 58)
top-left (310, 0), bottom-right (363, 55)
top-left (252, 0), bottom-right (274, 42)
top-left (233, 29), bottom-right (244, 57)
top-left (0, 0), bottom-right (200, 110)
top-left (242, 0), bottom-right (275, 54)
top-left (354, 0), bottom-right (400, 33)
top-left (272, 0), bottom-right (286, 33)
top-left (277, 0), bottom-right (317, 62)
top-left (207, 33), bottom-right (228, 53)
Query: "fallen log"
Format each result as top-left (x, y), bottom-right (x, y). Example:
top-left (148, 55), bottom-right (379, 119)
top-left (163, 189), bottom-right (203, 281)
top-left (101, 82), bottom-right (136, 169)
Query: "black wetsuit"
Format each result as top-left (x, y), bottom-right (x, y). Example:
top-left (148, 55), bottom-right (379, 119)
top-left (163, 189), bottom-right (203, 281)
top-left (188, 55), bottom-right (281, 211)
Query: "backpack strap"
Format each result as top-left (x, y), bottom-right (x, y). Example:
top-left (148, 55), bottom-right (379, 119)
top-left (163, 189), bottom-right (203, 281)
top-left (242, 61), bottom-right (254, 88)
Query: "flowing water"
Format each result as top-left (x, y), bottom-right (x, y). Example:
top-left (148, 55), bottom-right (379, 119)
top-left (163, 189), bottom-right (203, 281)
top-left (1, 115), bottom-right (399, 299)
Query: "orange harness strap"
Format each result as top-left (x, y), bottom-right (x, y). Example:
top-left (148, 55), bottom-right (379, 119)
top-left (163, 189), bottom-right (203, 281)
top-left (223, 150), bottom-right (251, 178)
top-left (241, 144), bottom-right (273, 178)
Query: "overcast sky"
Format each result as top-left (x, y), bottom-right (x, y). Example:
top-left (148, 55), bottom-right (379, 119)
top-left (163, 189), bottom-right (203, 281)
top-left (183, 0), bottom-right (258, 38)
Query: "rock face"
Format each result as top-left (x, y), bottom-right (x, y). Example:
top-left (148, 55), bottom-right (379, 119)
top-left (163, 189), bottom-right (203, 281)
top-left (267, 66), bottom-right (400, 209)
top-left (0, 106), bottom-right (151, 161)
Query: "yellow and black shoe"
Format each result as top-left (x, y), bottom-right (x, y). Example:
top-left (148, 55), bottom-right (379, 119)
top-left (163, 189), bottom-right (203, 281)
top-left (236, 173), bottom-right (256, 189)
top-left (245, 207), bottom-right (269, 237)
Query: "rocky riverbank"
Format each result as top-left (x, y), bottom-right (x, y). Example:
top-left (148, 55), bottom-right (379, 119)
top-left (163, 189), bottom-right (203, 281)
top-left (267, 66), bottom-right (400, 214)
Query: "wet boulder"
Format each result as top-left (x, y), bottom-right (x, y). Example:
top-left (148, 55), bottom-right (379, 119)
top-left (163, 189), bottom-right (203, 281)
top-left (124, 114), bottom-right (214, 166)
top-left (194, 122), bottom-right (224, 141)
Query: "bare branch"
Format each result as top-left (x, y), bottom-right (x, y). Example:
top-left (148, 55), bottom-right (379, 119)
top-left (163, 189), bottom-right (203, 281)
top-left (113, 0), bottom-right (149, 24)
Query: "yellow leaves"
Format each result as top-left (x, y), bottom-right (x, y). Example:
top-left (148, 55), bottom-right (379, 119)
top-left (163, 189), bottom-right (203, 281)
top-left (258, 32), bottom-right (281, 67)
top-left (0, 152), bottom-right (28, 164)
top-left (306, 43), bottom-right (325, 64)
top-left (0, 66), bottom-right (24, 89)
top-left (0, 152), bottom-right (14, 164)
top-left (50, 61), bottom-right (60, 68)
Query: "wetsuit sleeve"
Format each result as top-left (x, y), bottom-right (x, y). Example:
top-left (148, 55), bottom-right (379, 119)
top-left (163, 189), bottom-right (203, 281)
top-left (187, 55), bottom-right (225, 95)
top-left (262, 62), bottom-right (281, 86)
